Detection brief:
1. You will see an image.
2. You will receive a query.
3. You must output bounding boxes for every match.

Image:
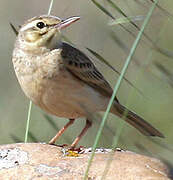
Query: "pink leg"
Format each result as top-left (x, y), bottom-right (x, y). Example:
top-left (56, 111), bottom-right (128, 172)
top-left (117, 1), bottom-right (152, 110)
top-left (49, 119), bottom-right (75, 145)
top-left (70, 119), bottom-right (92, 149)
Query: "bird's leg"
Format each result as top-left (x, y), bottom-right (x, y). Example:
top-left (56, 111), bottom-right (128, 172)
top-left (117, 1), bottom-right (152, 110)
top-left (70, 119), bottom-right (92, 149)
top-left (49, 118), bottom-right (75, 145)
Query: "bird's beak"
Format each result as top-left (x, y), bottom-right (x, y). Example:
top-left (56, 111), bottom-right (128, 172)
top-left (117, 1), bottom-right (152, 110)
top-left (55, 16), bottom-right (80, 30)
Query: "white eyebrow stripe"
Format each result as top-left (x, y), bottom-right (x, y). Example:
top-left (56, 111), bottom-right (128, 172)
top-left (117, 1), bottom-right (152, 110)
top-left (20, 20), bottom-right (41, 32)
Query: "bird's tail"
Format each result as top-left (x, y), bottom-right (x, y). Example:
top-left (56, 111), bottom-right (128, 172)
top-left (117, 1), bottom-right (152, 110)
top-left (111, 102), bottom-right (164, 138)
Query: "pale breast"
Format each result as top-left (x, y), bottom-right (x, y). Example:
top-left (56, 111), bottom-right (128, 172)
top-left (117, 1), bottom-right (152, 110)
top-left (12, 48), bottom-right (110, 119)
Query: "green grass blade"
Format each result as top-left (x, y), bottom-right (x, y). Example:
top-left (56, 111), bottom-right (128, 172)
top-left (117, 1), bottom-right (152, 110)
top-left (110, 32), bottom-right (140, 66)
top-left (9, 13), bottom-right (31, 143)
top-left (109, 15), bottom-right (144, 25)
top-left (148, 0), bottom-right (173, 19)
top-left (48, 0), bottom-right (54, 15)
top-left (28, 131), bottom-right (38, 142)
top-left (24, 101), bottom-right (32, 142)
top-left (86, 47), bottom-right (119, 73)
top-left (107, 0), bottom-right (127, 17)
top-left (9, 23), bottom-right (18, 35)
top-left (24, 0), bottom-right (55, 143)
top-left (91, 0), bottom-right (143, 39)
top-left (107, 0), bottom-right (141, 29)
top-left (107, 0), bottom-right (169, 59)
top-left (91, 0), bottom-right (115, 19)
top-left (101, 121), bottom-right (124, 180)
top-left (86, 47), bottom-right (144, 97)
top-left (10, 134), bottom-right (22, 143)
top-left (155, 63), bottom-right (173, 88)
top-left (43, 114), bottom-right (59, 131)
top-left (83, 0), bottom-right (158, 179)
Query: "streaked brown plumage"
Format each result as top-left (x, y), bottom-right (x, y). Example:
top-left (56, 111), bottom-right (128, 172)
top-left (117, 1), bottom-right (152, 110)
top-left (12, 15), bottom-right (164, 148)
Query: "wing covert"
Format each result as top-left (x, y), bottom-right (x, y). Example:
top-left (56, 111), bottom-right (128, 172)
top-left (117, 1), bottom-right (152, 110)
top-left (58, 42), bottom-right (118, 102)
top-left (60, 42), bottom-right (113, 97)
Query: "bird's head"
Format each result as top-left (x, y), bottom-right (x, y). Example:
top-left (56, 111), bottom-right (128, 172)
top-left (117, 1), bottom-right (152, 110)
top-left (16, 15), bottom-right (80, 52)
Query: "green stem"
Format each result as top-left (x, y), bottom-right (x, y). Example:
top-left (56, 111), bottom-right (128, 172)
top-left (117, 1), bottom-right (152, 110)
top-left (84, 0), bottom-right (158, 179)
top-left (48, 0), bottom-right (54, 15)
top-left (24, 101), bottom-right (32, 143)
top-left (24, 0), bottom-right (55, 143)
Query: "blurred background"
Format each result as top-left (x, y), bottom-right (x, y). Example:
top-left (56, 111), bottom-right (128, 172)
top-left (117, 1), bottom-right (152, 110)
top-left (0, 0), bottom-right (173, 168)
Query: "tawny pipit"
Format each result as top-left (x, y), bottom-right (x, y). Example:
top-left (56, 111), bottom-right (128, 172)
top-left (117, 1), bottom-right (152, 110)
top-left (12, 15), bottom-right (164, 148)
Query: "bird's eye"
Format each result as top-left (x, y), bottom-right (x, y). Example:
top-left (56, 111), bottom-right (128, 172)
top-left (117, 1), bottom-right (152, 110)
top-left (36, 22), bottom-right (46, 29)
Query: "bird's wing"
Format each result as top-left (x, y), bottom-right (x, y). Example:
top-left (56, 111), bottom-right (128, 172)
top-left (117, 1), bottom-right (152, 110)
top-left (60, 42), bottom-right (118, 99)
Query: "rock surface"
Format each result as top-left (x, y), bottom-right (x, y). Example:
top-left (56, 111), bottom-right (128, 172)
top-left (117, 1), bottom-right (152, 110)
top-left (0, 143), bottom-right (171, 180)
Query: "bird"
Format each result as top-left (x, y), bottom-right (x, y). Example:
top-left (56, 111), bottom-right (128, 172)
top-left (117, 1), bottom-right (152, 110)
top-left (12, 15), bottom-right (164, 149)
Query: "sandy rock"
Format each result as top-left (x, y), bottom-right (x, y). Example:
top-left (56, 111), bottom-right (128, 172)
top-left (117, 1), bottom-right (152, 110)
top-left (0, 143), bottom-right (171, 180)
